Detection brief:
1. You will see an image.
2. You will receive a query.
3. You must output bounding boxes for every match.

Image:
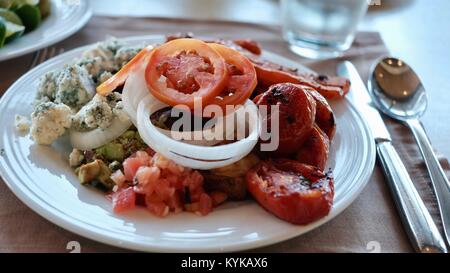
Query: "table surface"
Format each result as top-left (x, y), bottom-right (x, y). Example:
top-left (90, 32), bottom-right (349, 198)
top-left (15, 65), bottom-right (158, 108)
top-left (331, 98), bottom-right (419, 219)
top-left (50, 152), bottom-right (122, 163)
top-left (90, 0), bottom-right (450, 159)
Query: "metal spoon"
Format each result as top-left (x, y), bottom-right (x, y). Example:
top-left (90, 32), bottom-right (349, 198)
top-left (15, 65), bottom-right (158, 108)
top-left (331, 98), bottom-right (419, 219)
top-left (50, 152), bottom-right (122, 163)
top-left (368, 57), bottom-right (450, 246)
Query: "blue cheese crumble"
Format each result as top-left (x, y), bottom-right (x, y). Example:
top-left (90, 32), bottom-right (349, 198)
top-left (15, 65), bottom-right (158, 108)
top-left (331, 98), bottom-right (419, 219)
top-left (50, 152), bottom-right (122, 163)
top-left (35, 71), bottom-right (60, 105)
top-left (81, 38), bottom-right (122, 73)
top-left (15, 115), bottom-right (31, 132)
top-left (114, 45), bottom-right (144, 68)
top-left (76, 57), bottom-right (105, 80)
top-left (72, 94), bottom-right (113, 131)
top-left (31, 102), bottom-right (73, 145)
top-left (98, 71), bottom-right (113, 84)
top-left (55, 65), bottom-right (96, 109)
top-left (29, 38), bottom-right (143, 145)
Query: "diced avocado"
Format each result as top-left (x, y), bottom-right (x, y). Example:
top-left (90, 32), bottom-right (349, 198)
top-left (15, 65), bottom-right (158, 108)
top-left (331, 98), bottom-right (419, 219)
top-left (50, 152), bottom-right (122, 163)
top-left (38, 0), bottom-right (50, 18)
top-left (14, 3), bottom-right (41, 31)
top-left (97, 160), bottom-right (114, 189)
top-left (0, 19), bottom-right (6, 47)
top-left (96, 142), bottom-right (125, 162)
top-left (77, 159), bottom-right (114, 190)
top-left (0, 7), bottom-right (23, 25)
top-left (78, 160), bottom-right (101, 184)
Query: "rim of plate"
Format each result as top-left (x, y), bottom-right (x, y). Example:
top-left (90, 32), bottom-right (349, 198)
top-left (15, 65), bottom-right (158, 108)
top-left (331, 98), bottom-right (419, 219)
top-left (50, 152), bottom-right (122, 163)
top-left (0, 35), bottom-right (376, 252)
top-left (0, 0), bottom-right (92, 62)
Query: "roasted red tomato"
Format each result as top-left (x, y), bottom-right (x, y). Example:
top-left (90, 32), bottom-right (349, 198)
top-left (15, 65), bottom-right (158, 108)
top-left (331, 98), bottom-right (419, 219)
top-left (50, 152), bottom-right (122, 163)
top-left (246, 159), bottom-right (334, 225)
top-left (207, 43), bottom-right (257, 113)
top-left (296, 125), bottom-right (330, 171)
top-left (145, 38), bottom-right (228, 109)
top-left (255, 83), bottom-right (316, 157)
top-left (233, 39), bottom-right (262, 55)
top-left (307, 89), bottom-right (336, 140)
top-left (251, 59), bottom-right (350, 99)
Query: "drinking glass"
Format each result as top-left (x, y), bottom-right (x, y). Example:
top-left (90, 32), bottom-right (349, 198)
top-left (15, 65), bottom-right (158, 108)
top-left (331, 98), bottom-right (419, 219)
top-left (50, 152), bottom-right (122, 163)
top-left (281, 0), bottom-right (369, 59)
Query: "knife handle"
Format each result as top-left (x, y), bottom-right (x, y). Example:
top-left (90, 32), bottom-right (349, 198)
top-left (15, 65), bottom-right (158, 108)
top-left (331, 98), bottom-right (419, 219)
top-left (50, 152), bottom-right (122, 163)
top-left (377, 141), bottom-right (447, 253)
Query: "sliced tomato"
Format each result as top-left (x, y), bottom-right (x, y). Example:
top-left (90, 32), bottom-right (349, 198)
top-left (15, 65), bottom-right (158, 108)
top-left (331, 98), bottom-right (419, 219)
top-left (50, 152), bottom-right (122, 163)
top-left (246, 159), bottom-right (334, 225)
top-left (112, 187), bottom-right (136, 213)
top-left (207, 43), bottom-right (257, 113)
top-left (96, 45), bottom-right (154, 95)
top-left (145, 38), bottom-right (228, 109)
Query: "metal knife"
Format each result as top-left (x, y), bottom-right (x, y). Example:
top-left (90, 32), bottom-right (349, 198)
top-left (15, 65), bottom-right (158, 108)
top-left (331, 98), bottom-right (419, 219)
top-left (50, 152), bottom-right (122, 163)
top-left (337, 61), bottom-right (447, 253)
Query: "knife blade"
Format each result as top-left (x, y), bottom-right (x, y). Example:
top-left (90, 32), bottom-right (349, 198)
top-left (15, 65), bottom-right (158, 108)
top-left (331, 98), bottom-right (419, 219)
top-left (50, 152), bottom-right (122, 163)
top-left (337, 61), bottom-right (447, 253)
top-left (337, 61), bottom-right (391, 142)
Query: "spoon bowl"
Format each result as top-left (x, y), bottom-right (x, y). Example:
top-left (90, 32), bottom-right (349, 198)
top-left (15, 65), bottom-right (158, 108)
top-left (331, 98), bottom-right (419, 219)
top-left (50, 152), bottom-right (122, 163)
top-left (368, 57), bottom-right (428, 120)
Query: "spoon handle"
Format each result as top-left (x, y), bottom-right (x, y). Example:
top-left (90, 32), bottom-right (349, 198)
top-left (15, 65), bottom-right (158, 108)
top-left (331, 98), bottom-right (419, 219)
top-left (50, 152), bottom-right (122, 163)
top-left (406, 119), bottom-right (450, 246)
top-left (377, 141), bottom-right (447, 253)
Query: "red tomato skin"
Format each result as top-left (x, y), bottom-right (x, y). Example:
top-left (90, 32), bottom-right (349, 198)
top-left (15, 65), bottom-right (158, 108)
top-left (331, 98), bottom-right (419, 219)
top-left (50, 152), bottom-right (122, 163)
top-left (112, 187), bottom-right (136, 214)
top-left (233, 39), bottom-right (262, 55)
top-left (145, 38), bottom-right (228, 109)
top-left (255, 83), bottom-right (316, 157)
top-left (206, 43), bottom-right (257, 114)
top-left (296, 125), bottom-right (330, 171)
top-left (246, 160), bottom-right (334, 225)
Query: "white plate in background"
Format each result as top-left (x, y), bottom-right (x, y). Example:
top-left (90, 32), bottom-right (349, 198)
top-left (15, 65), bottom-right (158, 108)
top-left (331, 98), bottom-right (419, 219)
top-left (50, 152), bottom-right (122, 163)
top-left (0, 0), bottom-right (92, 62)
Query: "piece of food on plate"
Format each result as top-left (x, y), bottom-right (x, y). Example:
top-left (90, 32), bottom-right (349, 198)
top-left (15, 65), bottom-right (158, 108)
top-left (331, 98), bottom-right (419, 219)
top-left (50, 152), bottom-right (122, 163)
top-left (254, 83), bottom-right (317, 157)
top-left (30, 102), bottom-right (72, 145)
top-left (54, 64), bottom-right (96, 109)
top-left (14, 114), bottom-right (30, 132)
top-left (307, 88), bottom-right (337, 140)
top-left (246, 159), bottom-right (334, 225)
top-left (296, 125), bottom-right (330, 171)
top-left (250, 58), bottom-right (350, 100)
top-left (202, 153), bottom-right (260, 200)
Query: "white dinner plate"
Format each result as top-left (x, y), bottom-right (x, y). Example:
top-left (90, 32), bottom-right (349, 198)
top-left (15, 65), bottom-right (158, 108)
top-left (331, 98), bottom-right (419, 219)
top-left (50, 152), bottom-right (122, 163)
top-left (0, 0), bottom-right (92, 62)
top-left (0, 35), bottom-right (376, 252)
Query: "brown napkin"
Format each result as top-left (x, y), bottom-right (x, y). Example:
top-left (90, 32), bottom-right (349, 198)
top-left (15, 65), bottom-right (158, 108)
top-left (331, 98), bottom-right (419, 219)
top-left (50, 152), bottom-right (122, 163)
top-left (0, 16), bottom-right (448, 253)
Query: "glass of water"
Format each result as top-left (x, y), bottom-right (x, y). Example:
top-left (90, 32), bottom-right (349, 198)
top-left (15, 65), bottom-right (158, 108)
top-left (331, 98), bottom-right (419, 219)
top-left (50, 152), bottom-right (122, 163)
top-left (281, 0), bottom-right (369, 59)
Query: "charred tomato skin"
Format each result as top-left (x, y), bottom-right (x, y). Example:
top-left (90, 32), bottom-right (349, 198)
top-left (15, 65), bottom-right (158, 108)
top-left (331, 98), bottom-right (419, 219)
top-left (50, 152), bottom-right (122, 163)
top-left (307, 89), bottom-right (336, 141)
top-left (246, 159), bottom-right (334, 225)
top-left (255, 83), bottom-right (316, 157)
top-left (296, 125), bottom-right (330, 171)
